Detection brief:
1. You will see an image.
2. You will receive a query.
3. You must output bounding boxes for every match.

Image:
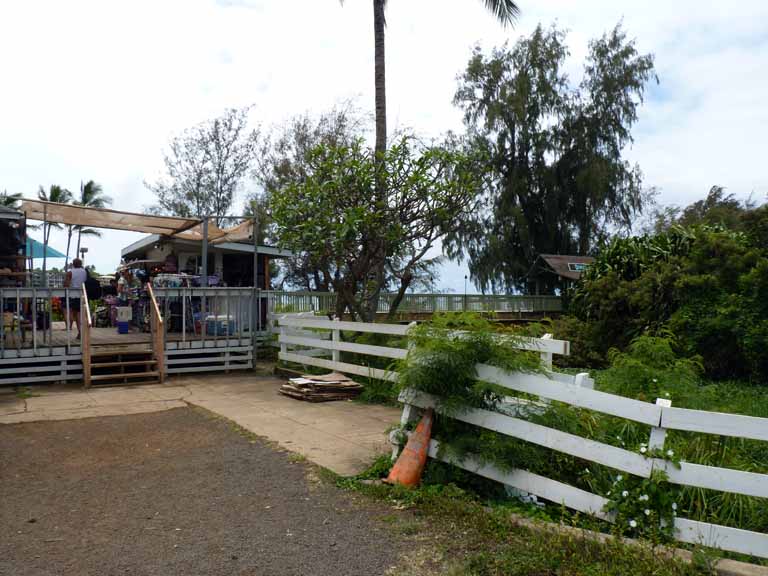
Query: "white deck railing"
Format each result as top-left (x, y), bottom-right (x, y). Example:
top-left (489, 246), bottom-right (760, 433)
top-left (276, 315), bottom-right (768, 559)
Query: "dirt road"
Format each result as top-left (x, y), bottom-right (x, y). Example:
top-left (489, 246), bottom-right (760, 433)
top-left (0, 407), bottom-right (408, 576)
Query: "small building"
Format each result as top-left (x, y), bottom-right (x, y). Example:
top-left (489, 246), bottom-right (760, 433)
top-left (120, 233), bottom-right (291, 288)
top-left (527, 254), bottom-right (595, 295)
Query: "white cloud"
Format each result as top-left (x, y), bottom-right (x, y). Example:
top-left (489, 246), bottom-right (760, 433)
top-left (1, 0), bottom-right (766, 290)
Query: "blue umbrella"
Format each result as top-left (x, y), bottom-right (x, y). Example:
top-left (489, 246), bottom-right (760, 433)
top-left (26, 237), bottom-right (66, 259)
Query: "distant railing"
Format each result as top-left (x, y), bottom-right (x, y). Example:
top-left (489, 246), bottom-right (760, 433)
top-left (377, 293), bottom-right (562, 314)
top-left (263, 291), bottom-right (562, 315)
top-left (29, 271), bottom-right (66, 288)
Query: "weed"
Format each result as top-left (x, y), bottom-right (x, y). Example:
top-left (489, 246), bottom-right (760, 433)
top-left (15, 387), bottom-right (39, 399)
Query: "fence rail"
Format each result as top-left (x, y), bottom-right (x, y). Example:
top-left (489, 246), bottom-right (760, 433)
top-left (276, 315), bottom-right (768, 559)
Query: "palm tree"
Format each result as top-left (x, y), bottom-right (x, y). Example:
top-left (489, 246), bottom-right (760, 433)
top-left (346, 0), bottom-right (520, 158)
top-left (0, 190), bottom-right (22, 209)
top-left (75, 180), bottom-right (112, 257)
top-left (37, 184), bottom-right (72, 250)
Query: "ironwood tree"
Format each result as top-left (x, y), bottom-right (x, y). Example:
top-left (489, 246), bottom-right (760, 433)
top-left (146, 107), bottom-right (258, 225)
top-left (445, 23), bottom-right (657, 293)
top-left (269, 136), bottom-right (482, 321)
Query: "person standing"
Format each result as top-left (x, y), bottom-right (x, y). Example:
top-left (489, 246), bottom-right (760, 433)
top-left (64, 258), bottom-right (87, 339)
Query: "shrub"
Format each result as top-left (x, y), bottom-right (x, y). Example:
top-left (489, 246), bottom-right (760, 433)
top-left (571, 226), bottom-right (768, 381)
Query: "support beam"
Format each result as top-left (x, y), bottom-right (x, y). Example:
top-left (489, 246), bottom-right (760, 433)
top-left (201, 217), bottom-right (209, 287)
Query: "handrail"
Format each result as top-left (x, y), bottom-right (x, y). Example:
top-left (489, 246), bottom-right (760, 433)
top-left (81, 284), bottom-right (92, 388)
top-left (147, 283), bottom-right (163, 326)
top-left (81, 285), bottom-right (92, 328)
top-left (146, 283), bottom-right (165, 383)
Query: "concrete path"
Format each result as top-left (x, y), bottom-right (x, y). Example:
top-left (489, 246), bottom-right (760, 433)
top-left (0, 374), bottom-right (401, 475)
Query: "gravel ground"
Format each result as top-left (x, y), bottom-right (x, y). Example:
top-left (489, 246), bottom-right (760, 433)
top-left (0, 407), bottom-right (410, 576)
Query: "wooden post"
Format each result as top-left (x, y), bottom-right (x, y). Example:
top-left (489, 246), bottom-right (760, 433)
top-left (81, 285), bottom-right (91, 388)
top-left (147, 284), bottom-right (165, 383)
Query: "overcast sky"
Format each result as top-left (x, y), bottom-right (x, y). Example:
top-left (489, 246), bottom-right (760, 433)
top-left (1, 0), bottom-right (766, 292)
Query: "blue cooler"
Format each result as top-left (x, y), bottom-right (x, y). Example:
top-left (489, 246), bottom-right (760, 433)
top-left (205, 315), bottom-right (236, 336)
top-left (117, 321), bottom-right (130, 334)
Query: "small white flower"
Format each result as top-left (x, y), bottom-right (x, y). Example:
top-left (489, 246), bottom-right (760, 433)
top-left (664, 392), bottom-right (670, 397)
top-left (616, 475), bottom-right (623, 482)
top-left (629, 519), bottom-right (637, 528)
top-left (622, 490), bottom-right (629, 498)
top-left (606, 491), bottom-right (611, 496)
top-left (672, 503), bottom-right (677, 511)
top-left (667, 449), bottom-right (674, 458)
top-left (640, 446), bottom-right (647, 454)
top-left (652, 378), bottom-right (658, 383)
top-left (644, 509), bottom-right (651, 516)
top-left (641, 494), bottom-right (649, 501)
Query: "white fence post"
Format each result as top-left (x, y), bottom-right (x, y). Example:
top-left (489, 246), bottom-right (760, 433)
top-left (540, 333), bottom-right (553, 369)
top-left (332, 316), bottom-right (340, 363)
top-left (279, 324), bottom-right (287, 356)
top-left (648, 397), bottom-right (672, 451)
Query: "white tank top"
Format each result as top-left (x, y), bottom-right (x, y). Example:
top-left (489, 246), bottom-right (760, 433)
top-left (70, 267), bottom-right (87, 290)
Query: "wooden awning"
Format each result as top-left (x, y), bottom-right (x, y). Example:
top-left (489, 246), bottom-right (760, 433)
top-left (20, 199), bottom-right (227, 239)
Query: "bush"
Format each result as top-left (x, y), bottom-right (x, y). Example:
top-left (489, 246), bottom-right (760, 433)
top-left (571, 226), bottom-right (768, 381)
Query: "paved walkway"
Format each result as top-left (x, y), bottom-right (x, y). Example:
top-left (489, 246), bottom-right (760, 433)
top-left (0, 374), bottom-right (401, 475)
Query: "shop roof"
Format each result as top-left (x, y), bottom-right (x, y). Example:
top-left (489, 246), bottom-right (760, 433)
top-left (536, 254), bottom-right (595, 280)
top-left (121, 233), bottom-right (292, 260)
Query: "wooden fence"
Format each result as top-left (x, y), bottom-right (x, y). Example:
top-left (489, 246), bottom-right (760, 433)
top-left (276, 315), bottom-right (768, 559)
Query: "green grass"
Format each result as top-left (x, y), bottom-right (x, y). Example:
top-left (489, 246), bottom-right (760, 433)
top-left (335, 459), bottom-right (707, 576)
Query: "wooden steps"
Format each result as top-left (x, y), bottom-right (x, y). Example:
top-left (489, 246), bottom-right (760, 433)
top-left (88, 347), bottom-right (160, 387)
top-left (91, 371), bottom-right (160, 382)
top-left (91, 360), bottom-right (156, 369)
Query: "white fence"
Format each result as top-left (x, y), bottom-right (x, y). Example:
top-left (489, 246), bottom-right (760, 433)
top-left (276, 316), bottom-right (768, 559)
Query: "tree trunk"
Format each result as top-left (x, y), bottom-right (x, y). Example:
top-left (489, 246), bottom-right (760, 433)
top-left (373, 0), bottom-right (387, 158)
top-left (386, 274), bottom-right (412, 321)
top-left (64, 226), bottom-right (73, 269)
top-left (76, 228), bottom-right (82, 257)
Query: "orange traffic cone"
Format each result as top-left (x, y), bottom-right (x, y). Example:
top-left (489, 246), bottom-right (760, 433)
top-left (385, 408), bottom-right (434, 487)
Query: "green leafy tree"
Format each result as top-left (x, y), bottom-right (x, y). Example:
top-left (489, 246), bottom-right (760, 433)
top-left (270, 136), bottom-right (482, 321)
top-left (446, 23), bottom-right (657, 293)
top-left (254, 105), bottom-right (369, 291)
top-left (342, 1), bottom-right (519, 160)
top-left (146, 107), bottom-right (258, 225)
top-left (645, 185), bottom-right (757, 235)
top-left (571, 225), bottom-right (768, 380)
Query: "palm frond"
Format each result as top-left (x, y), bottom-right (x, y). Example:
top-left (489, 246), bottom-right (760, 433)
top-left (78, 180), bottom-right (112, 208)
top-left (77, 227), bottom-right (102, 238)
top-left (482, 0), bottom-right (520, 26)
top-left (0, 191), bottom-right (21, 208)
